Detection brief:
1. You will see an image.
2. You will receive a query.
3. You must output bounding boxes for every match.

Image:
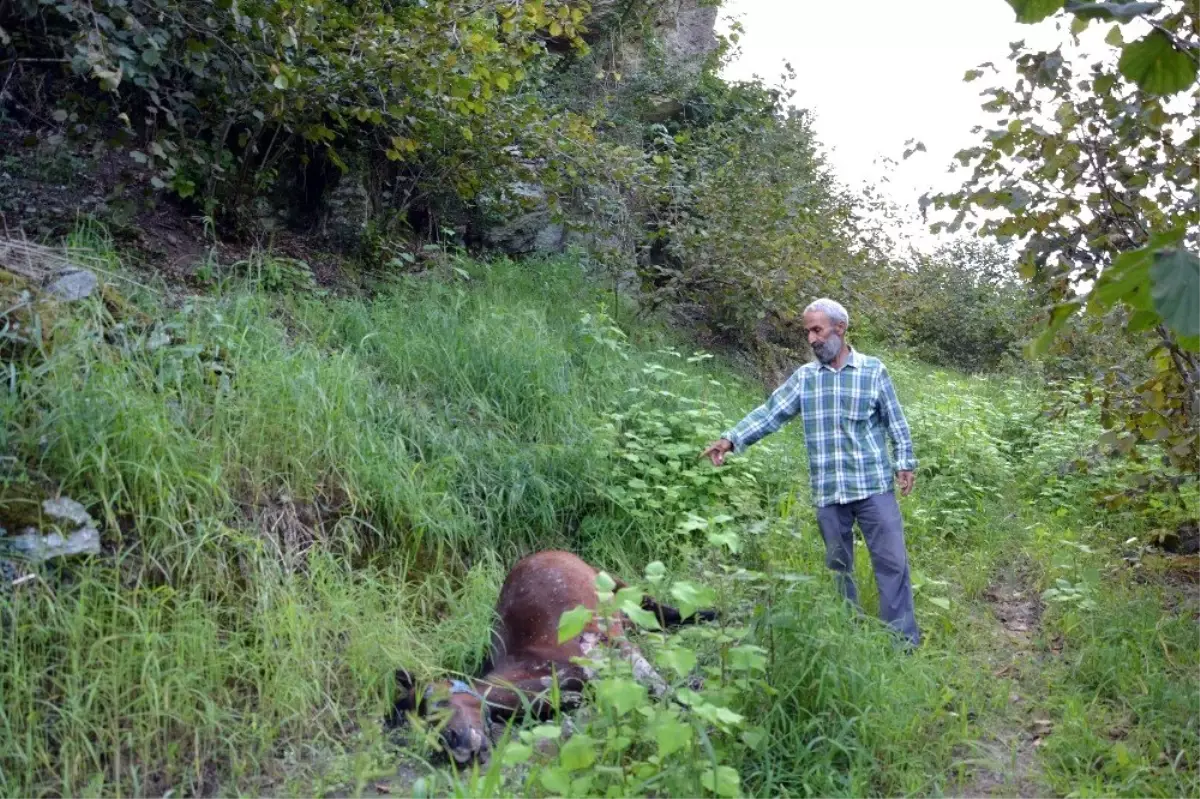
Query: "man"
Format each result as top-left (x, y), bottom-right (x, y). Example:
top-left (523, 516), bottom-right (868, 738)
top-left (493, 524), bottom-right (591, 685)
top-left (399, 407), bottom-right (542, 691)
top-left (701, 298), bottom-right (921, 647)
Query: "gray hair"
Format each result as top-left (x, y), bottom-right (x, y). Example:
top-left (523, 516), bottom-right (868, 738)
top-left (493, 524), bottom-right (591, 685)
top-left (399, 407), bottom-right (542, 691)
top-left (804, 298), bottom-right (849, 329)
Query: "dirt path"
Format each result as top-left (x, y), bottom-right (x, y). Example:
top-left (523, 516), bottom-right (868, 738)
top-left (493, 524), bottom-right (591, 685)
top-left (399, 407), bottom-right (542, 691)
top-left (953, 567), bottom-right (1054, 798)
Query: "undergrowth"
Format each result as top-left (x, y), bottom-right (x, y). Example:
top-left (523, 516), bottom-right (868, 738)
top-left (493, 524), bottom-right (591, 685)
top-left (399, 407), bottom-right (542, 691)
top-left (0, 231), bottom-right (1195, 797)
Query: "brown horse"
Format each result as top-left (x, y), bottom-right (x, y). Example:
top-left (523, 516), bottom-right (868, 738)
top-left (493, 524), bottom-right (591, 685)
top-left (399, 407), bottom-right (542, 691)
top-left (391, 550), bottom-right (715, 764)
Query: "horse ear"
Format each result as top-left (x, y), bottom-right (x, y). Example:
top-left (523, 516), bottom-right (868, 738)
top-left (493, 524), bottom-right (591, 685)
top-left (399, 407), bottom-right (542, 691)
top-left (389, 669), bottom-right (421, 725)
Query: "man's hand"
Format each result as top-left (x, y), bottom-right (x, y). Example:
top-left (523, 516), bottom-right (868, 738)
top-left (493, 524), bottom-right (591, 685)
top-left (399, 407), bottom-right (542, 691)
top-left (897, 470), bottom-right (915, 496)
top-left (701, 438), bottom-right (734, 467)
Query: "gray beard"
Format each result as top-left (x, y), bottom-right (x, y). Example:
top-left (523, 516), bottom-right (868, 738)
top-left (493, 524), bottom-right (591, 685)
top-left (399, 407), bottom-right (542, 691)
top-left (813, 332), bottom-right (843, 364)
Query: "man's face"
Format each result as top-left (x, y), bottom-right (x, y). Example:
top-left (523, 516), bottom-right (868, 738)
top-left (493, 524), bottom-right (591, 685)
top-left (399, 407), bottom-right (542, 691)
top-left (803, 310), bottom-right (845, 364)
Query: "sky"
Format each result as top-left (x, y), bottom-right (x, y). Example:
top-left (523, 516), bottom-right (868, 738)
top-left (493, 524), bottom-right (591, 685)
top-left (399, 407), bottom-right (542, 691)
top-left (716, 0), bottom-right (1070, 250)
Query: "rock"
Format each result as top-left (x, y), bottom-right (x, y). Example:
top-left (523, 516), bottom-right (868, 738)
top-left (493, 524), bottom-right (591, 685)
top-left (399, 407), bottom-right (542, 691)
top-left (1, 496), bottom-right (101, 563)
top-left (482, 183), bottom-right (566, 255)
top-left (42, 496), bottom-right (93, 528)
top-left (3, 526), bottom-right (100, 561)
top-left (44, 268), bottom-right (98, 301)
top-left (321, 167), bottom-right (372, 253)
top-left (644, 95), bottom-right (686, 123)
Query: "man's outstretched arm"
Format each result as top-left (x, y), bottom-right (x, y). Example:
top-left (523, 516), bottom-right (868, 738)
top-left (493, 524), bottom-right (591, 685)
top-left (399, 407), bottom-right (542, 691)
top-left (702, 372), bottom-right (805, 465)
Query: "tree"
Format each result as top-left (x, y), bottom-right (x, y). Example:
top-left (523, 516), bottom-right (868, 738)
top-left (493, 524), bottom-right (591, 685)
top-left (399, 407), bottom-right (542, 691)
top-left (925, 0), bottom-right (1198, 474)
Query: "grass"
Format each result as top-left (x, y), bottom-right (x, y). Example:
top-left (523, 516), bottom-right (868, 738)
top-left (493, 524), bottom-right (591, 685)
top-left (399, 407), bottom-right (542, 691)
top-left (1, 229), bottom-right (1196, 797)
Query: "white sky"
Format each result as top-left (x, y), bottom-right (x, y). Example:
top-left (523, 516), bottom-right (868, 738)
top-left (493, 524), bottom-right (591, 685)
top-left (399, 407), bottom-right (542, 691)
top-left (717, 0), bottom-right (1070, 250)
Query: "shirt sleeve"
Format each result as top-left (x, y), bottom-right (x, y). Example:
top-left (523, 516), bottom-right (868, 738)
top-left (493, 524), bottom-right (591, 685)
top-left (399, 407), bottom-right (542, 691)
top-left (721, 371), bottom-right (804, 453)
top-left (877, 365), bottom-right (917, 472)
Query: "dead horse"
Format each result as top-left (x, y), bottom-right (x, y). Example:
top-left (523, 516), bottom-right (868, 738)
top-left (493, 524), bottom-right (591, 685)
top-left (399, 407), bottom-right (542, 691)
top-left (391, 549), bottom-right (716, 764)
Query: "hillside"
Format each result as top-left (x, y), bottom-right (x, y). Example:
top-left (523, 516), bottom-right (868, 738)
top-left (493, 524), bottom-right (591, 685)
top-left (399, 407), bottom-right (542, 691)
top-left (2, 0), bottom-right (1198, 795)
top-left (0, 230), bottom-right (1195, 797)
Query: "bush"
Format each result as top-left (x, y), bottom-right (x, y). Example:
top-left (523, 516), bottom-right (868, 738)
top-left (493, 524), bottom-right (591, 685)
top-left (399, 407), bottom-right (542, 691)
top-left (892, 238), bottom-right (1030, 373)
top-left (1, 0), bottom-right (591, 230)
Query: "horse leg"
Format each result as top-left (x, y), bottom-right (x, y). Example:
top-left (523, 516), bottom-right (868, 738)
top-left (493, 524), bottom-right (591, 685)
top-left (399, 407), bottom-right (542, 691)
top-left (480, 664), bottom-right (589, 723)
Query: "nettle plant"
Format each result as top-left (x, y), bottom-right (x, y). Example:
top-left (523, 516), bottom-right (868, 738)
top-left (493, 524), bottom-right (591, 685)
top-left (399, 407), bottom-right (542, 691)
top-left (595, 350), bottom-right (774, 544)
top-left (455, 560), bottom-right (768, 799)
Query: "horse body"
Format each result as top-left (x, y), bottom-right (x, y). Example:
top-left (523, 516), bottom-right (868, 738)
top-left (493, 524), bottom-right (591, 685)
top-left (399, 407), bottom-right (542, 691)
top-left (394, 550), bottom-right (712, 764)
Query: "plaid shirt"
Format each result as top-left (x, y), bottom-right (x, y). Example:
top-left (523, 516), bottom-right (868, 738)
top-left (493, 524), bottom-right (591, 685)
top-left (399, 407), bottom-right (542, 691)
top-left (722, 349), bottom-right (917, 508)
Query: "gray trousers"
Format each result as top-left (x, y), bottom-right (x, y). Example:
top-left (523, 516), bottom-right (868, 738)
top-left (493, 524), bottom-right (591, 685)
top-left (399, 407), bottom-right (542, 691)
top-left (815, 491), bottom-right (921, 646)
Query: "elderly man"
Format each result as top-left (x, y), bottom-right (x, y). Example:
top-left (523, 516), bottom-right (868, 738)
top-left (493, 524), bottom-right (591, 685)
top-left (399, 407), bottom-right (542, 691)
top-left (701, 298), bottom-right (921, 647)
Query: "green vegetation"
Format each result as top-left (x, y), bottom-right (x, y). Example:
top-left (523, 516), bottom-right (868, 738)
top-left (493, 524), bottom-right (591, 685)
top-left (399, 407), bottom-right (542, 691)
top-left (1, 0), bottom-right (1196, 795)
top-left (929, 0), bottom-right (1199, 481)
top-left (1, 231), bottom-right (1195, 797)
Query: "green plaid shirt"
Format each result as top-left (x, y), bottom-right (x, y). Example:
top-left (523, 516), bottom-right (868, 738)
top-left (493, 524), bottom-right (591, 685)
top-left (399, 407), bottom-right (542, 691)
top-left (722, 349), bottom-right (917, 508)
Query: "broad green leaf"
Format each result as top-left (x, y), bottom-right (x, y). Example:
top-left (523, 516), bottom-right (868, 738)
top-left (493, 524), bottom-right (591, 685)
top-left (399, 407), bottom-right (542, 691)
top-left (729, 644), bottom-right (768, 672)
top-left (706, 529), bottom-right (741, 553)
top-left (927, 596), bottom-right (951, 610)
top-left (1029, 300), bottom-right (1081, 357)
top-left (540, 767), bottom-right (570, 795)
top-left (1006, 0), bottom-right (1065, 23)
top-left (1118, 30), bottom-right (1198, 96)
top-left (644, 560), bottom-right (666, 584)
top-left (557, 734), bottom-right (596, 771)
top-left (1127, 309), bottom-right (1159, 332)
top-left (701, 766), bottom-right (741, 798)
top-left (1064, 0), bottom-right (1162, 20)
top-left (742, 726), bottom-right (768, 751)
top-left (655, 718), bottom-right (693, 757)
top-left (500, 742), bottom-right (532, 765)
top-left (557, 605), bottom-right (592, 644)
top-left (1150, 248), bottom-right (1200, 338)
top-left (693, 701), bottom-right (745, 728)
top-left (273, 74), bottom-right (289, 90)
top-left (657, 646), bottom-right (697, 676)
top-left (596, 678), bottom-right (646, 716)
top-left (531, 724), bottom-right (562, 740)
top-left (670, 580), bottom-right (717, 619)
top-left (620, 601), bottom-right (663, 630)
top-left (1091, 229), bottom-right (1185, 316)
top-left (595, 571), bottom-right (617, 592)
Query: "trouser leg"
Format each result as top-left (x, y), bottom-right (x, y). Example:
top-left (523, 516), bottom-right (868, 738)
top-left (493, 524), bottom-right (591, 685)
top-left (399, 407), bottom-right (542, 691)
top-left (855, 491), bottom-right (921, 646)
top-left (816, 502), bottom-right (859, 607)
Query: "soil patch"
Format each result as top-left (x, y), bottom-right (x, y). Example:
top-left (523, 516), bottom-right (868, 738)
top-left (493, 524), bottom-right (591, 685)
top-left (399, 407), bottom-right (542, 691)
top-left (951, 567), bottom-right (1051, 798)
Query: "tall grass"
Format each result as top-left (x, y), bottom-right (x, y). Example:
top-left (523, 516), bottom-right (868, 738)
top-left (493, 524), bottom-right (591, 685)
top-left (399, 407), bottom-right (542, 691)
top-left (1, 232), bottom-right (1195, 796)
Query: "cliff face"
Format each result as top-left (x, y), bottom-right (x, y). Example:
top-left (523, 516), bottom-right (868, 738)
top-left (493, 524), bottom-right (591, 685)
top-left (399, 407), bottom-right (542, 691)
top-left (604, 0), bottom-right (719, 72)
top-left (481, 1), bottom-right (719, 256)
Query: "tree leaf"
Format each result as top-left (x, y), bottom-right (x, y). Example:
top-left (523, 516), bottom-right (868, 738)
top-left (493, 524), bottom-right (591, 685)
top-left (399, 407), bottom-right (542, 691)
top-left (1063, 0), bottom-right (1161, 20)
top-left (1006, 0), bottom-right (1066, 23)
top-left (557, 604), bottom-right (592, 643)
top-left (1029, 300), bottom-right (1081, 357)
top-left (1090, 229), bottom-right (1185, 316)
top-left (1118, 30), bottom-right (1198, 96)
top-left (1150, 248), bottom-right (1200, 338)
